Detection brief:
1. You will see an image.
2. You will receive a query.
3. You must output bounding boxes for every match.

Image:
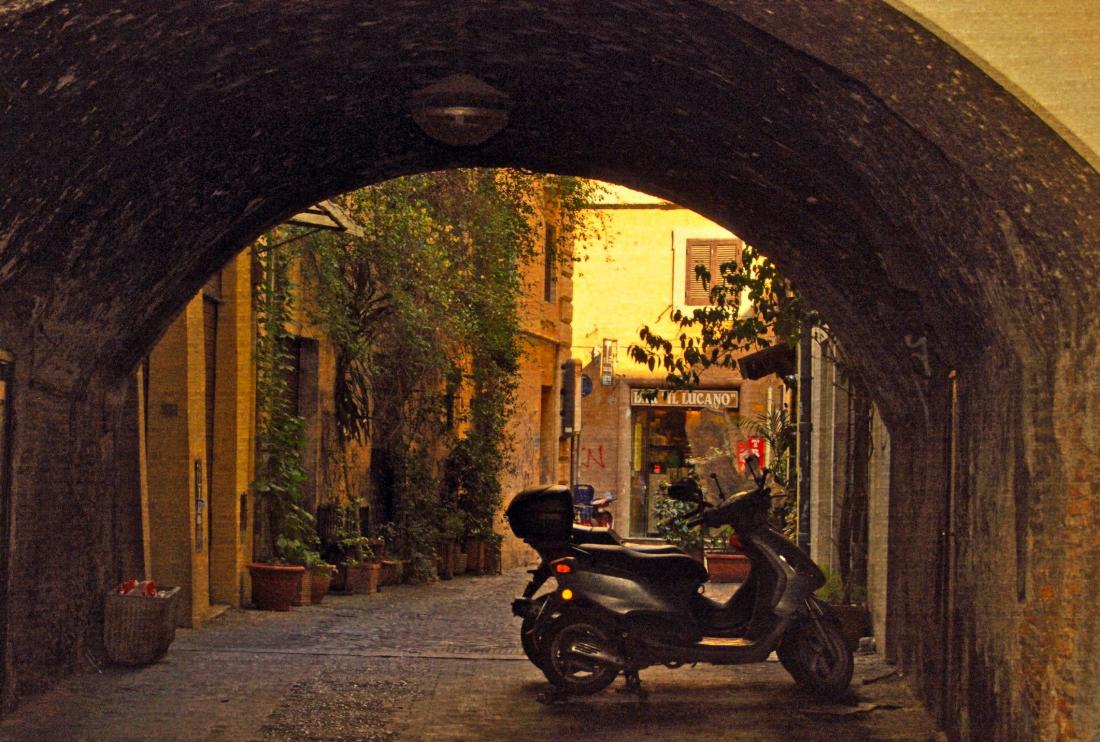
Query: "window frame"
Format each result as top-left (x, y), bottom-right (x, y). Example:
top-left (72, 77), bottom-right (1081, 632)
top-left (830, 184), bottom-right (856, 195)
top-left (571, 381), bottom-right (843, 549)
top-left (671, 227), bottom-right (745, 313)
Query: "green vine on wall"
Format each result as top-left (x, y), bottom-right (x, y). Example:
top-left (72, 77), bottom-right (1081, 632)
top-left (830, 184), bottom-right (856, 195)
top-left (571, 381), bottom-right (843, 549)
top-left (253, 244), bottom-right (317, 564)
top-left (300, 170), bottom-right (604, 579)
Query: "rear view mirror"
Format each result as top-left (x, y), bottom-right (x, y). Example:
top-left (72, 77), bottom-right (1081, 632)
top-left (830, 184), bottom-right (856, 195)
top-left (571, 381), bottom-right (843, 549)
top-left (743, 454), bottom-right (760, 478)
top-left (667, 480), bottom-right (702, 504)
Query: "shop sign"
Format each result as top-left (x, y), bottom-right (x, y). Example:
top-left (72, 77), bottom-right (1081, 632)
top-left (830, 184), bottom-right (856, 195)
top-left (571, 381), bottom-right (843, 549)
top-left (630, 388), bottom-right (739, 410)
top-left (736, 437), bottom-right (767, 473)
top-left (601, 339), bottom-right (616, 386)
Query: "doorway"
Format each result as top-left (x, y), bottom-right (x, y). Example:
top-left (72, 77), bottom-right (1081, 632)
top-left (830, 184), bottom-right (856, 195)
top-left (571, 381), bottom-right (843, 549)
top-left (630, 408), bottom-right (692, 536)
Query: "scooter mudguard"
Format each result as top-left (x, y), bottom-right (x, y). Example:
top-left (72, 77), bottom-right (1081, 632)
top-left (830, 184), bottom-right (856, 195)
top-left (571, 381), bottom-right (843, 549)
top-left (543, 568), bottom-right (701, 644)
top-left (751, 528), bottom-right (825, 617)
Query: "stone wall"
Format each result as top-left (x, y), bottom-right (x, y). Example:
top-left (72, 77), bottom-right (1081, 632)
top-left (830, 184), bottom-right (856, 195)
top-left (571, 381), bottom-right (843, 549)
top-left (1, 1), bottom-right (1099, 736)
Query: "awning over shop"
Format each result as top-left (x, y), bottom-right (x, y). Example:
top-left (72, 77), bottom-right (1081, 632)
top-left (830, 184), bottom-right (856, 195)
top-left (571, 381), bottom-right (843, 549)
top-left (737, 343), bottom-right (795, 380)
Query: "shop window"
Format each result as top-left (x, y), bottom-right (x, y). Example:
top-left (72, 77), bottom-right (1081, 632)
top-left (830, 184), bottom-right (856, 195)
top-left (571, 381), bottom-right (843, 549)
top-left (628, 404), bottom-right (743, 537)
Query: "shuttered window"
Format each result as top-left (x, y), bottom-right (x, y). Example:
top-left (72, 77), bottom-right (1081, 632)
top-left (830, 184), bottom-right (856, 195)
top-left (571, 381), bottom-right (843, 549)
top-left (543, 225), bottom-right (557, 303)
top-left (684, 238), bottom-right (742, 306)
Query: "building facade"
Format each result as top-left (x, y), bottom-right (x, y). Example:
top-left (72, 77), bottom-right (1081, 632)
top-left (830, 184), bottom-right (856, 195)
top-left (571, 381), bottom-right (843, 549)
top-left (571, 185), bottom-right (787, 538)
top-left (139, 194), bottom-right (573, 619)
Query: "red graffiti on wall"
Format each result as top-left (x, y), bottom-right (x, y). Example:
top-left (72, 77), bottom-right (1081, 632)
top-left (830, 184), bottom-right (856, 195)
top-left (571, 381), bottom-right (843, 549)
top-left (582, 445), bottom-right (606, 469)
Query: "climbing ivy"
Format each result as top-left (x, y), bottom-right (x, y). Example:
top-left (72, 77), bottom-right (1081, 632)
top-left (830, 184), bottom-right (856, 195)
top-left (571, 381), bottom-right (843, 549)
top-left (300, 169), bottom-right (604, 579)
top-left (252, 244), bottom-right (318, 564)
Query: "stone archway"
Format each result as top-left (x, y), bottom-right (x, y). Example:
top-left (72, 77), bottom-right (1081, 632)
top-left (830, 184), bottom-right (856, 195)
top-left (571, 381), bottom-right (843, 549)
top-left (1, 1), bottom-right (1097, 737)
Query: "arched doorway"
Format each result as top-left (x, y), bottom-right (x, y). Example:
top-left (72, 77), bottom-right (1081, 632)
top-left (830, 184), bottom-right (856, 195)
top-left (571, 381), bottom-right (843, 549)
top-left (1, 2), bottom-right (1097, 737)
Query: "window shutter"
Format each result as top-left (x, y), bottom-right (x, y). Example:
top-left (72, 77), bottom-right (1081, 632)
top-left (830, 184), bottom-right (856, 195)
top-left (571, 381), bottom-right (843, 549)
top-left (685, 241), bottom-right (712, 305)
top-left (713, 240), bottom-right (741, 275)
top-left (713, 239), bottom-right (742, 308)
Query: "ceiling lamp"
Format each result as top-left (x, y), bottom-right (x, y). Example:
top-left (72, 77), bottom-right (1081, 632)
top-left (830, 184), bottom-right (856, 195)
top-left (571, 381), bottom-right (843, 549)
top-left (409, 74), bottom-right (511, 146)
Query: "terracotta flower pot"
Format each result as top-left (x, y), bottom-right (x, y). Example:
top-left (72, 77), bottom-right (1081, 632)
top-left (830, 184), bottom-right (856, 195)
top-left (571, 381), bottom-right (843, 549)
top-left (464, 538), bottom-right (486, 574)
top-left (483, 546), bottom-right (501, 575)
top-left (705, 553), bottom-right (752, 583)
top-left (292, 570), bottom-right (313, 606)
top-left (438, 541), bottom-right (456, 580)
top-left (309, 569), bottom-right (333, 604)
top-left (379, 560), bottom-right (404, 587)
top-left (829, 603), bottom-right (869, 649)
top-left (249, 563), bottom-right (305, 611)
top-left (346, 562), bottom-right (380, 594)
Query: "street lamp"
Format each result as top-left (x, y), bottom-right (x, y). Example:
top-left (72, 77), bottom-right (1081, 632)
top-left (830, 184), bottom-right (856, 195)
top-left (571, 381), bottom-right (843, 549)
top-left (409, 74), bottom-right (511, 146)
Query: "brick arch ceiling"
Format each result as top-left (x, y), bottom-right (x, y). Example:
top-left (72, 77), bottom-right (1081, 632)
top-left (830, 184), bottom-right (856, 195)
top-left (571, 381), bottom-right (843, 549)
top-left (1, 0), bottom-right (1097, 425)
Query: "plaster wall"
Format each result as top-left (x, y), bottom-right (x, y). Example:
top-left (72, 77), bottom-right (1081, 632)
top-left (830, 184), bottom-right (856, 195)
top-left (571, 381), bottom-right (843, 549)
top-left (145, 297), bottom-right (209, 628)
top-left (893, 0), bottom-right (1100, 169)
top-left (571, 187), bottom-right (786, 535)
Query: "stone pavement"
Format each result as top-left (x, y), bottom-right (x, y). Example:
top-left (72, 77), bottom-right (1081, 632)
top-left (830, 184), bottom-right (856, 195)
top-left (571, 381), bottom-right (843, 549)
top-left (0, 568), bottom-right (942, 741)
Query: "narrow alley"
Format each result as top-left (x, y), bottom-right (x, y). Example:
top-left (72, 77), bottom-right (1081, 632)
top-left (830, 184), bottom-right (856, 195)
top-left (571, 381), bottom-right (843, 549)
top-left (0, 569), bottom-right (938, 741)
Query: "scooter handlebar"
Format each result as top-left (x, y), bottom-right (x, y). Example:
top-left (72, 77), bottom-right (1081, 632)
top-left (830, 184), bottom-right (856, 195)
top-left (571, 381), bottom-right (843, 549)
top-left (685, 488), bottom-right (770, 529)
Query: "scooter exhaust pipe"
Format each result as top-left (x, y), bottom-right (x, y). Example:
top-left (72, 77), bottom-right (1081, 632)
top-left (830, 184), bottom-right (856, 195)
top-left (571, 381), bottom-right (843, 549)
top-left (567, 640), bottom-right (627, 668)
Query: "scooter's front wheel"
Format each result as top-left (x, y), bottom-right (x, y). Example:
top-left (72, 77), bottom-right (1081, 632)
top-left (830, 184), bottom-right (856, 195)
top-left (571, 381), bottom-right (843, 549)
top-left (777, 618), bottom-right (853, 699)
top-left (538, 610), bottom-right (619, 695)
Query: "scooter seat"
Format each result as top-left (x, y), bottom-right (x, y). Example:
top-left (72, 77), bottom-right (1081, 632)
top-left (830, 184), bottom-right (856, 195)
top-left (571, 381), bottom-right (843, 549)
top-left (578, 543), bottom-right (709, 586)
top-left (624, 543), bottom-right (684, 555)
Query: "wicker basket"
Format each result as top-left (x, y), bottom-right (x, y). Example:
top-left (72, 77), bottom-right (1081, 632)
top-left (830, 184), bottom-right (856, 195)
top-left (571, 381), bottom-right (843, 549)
top-left (104, 586), bottom-right (180, 666)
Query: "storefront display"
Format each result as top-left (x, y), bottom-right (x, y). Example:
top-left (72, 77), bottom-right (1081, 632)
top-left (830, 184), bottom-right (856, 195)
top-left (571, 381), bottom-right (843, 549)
top-left (628, 388), bottom-right (741, 537)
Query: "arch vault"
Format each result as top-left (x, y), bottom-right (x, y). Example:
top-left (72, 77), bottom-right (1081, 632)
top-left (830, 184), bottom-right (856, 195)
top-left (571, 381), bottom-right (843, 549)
top-left (1, 2), bottom-right (1098, 738)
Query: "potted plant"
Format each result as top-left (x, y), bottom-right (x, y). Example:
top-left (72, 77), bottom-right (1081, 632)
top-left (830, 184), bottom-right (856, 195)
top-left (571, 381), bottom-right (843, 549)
top-left (251, 256), bottom-right (317, 611)
top-left (310, 561), bottom-right (336, 604)
top-left (445, 436), bottom-right (503, 577)
top-left (320, 502), bottom-right (375, 593)
top-left (482, 532), bottom-right (504, 575)
top-left (703, 526), bottom-right (752, 583)
top-left (464, 534), bottom-right (486, 575)
top-left (248, 500), bottom-right (318, 611)
top-left (652, 487), bottom-right (705, 562)
top-left (437, 507), bottom-right (465, 580)
top-left (248, 562), bottom-right (305, 612)
top-left (346, 551), bottom-right (381, 594)
top-left (816, 566), bottom-right (869, 649)
top-left (276, 536), bottom-right (324, 606)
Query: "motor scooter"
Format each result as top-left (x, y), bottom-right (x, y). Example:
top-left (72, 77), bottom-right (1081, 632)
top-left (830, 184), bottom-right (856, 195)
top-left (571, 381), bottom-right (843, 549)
top-left (572, 485), bottom-right (615, 528)
top-left (506, 455), bottom-right (852, 699)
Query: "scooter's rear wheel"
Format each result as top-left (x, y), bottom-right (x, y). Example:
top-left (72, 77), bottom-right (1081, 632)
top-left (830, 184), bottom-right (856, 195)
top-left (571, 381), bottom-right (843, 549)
top-left (538, 610), bottom-right (619, 695)
top-left (777, 618), bottom-right (853, 698)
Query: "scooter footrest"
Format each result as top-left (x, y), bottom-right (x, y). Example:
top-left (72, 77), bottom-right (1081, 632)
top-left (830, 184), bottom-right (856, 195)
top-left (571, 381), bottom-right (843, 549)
top-left (697, 637), bottom-right (754, 647)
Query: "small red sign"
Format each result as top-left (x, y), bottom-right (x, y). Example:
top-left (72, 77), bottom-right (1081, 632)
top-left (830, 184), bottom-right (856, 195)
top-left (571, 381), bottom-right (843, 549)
top-left (735, 437), bottom-right (767, 474)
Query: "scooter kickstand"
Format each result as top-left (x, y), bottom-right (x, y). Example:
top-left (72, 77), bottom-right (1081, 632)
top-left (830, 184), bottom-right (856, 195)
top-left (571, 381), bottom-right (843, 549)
top-left (618, 670), bottom-right (648, 701)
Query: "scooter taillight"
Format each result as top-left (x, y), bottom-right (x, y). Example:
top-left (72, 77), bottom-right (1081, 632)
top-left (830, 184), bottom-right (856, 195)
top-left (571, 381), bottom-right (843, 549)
top-left (550, 557), bottom-right (575, 574)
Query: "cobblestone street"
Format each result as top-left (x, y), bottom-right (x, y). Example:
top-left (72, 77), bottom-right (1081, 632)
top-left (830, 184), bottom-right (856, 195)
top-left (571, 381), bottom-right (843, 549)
top-left (0, 568), bottom-right (940, 741)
